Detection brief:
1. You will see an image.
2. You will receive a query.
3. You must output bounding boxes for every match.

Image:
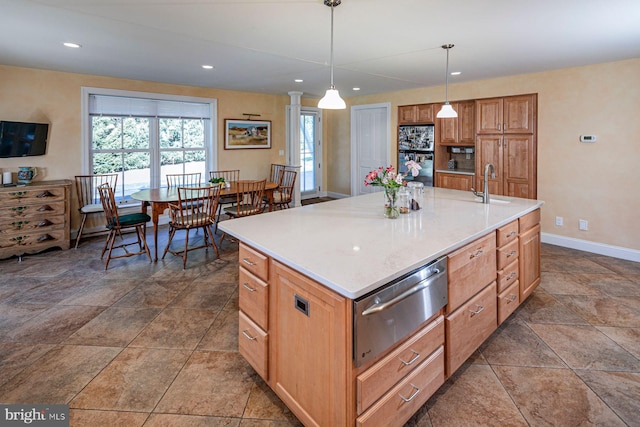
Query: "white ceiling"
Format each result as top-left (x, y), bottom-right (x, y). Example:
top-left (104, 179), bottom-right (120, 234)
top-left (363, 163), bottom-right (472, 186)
top-left (2, 0), bottom-right (639, 99)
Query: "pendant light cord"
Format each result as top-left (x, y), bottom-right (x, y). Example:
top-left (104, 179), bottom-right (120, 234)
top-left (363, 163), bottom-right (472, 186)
top-left (329, 3), bottom-right (335, 89)
top-left (445, 46), bottom-right (450, 103)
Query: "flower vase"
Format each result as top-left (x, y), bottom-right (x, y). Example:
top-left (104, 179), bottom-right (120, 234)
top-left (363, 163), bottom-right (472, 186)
top-left (384, 187), bottom-right (399, 219)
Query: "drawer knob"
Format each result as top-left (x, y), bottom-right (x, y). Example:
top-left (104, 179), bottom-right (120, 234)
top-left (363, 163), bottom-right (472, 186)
top-left (506, 294), bottom-right (517, 303)
top-left (507, 231), bottom-right (517, 238)
top-left (242, 283), bottom-right (257, 292)
top-left (242, 329), bottom-right (257, 341)
top-left (242, 258), bottom-right (256, 266)
top-left (399, 350), bottom-right (420, 366)
top-left (469, 249), bottom-right (484, 259)
top-left (399, 384), bottom-right (421, 403)
top-left (507, 272), bottom-right (517, 280)
top-left (506, 250), bottom-right (517, 258)
top-left (469, 304), bottom-right (484, 317)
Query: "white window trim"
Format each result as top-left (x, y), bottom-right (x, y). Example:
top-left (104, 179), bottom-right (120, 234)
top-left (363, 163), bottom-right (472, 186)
top-left (80, 87), bottom-right (218, 176)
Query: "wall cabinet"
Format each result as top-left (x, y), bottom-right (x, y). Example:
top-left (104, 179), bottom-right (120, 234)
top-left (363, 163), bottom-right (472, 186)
top-left (437, 101), bottom-right (475, 145)
top-left (0, 180), bottom-right (71, 260)
top-left (476, 94), bottom-right (536, 135)
top-left (398, 104), bottom-right (435, 124)
top-left (435, 172), bottom-right (473, 191)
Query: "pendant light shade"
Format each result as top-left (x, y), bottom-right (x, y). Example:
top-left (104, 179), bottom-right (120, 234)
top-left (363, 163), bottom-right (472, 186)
top-left (436, 44), bottom-right (457, 118)
top-left (318, 0), bottom-right (346, 110)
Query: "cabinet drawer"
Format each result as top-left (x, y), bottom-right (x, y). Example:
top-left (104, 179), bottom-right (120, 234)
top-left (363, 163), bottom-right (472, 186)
top-left (0, 201), bottom-right (67, 221)
top-left (497, 259), bottom-right (519, 293)
top-left (356, 346), bottom-right (445, 427)
top-left (0, 187), bottom-right (66, 204)
top-left (238, 311), bottom-right (268, 380)
top-left (497, 238), bottom-right (519, 270)
top-left (356, 315), bottom-right (444, 414)
top-left (239, 243), bottom-right (269, 282)
top-left (496, 220), bottom-right (518, 247)
top-left (445, 281), bottom-right (497, 376)
top-left (498, 280), bottom-right (520, 325)
top-left (239, 267), bottom-right (269, 330)
top-left (519, 208), bottom-right (540, 233)
top-left (447, 233), bottom-right (496, 312)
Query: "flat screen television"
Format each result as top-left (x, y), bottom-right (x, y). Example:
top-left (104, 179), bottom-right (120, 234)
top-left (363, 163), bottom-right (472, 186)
top-left (0, 121), bottom-right (49, 158)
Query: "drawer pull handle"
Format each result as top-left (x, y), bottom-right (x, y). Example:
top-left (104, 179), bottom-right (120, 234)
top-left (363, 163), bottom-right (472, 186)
top-left (400, 350), bottom-right (420, 366)
top-left (506, 250), bottom-right (517, 258)
top-left (469, 249), bottom-right (483, 259)
top-left (242, 258), bottom-right (256, 266)
top-left (37, 190), bottom-right (55, 198)
top-left (507, 231), bottom-right (517, 238)
top-left (399, 384), bottom-right (421, 403)
top-left (242, 283), bottom-right (257, 292)
top-left (507, 272), bottom-right (517, 280)
top-left (469, 304), bottom-right (484, 317)
top-left (242, 330), bottom-right (257, 341)
top-left (37, 205), bottom-right (54, 212)
top-left (506, 294), bottom-right (517, 303)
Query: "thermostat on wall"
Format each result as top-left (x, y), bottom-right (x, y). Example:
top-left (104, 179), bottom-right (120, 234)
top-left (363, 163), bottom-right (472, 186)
top-left (580, 135), bottom-right (597, 142)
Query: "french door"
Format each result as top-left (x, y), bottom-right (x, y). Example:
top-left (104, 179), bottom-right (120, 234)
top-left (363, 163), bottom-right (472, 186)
top-left (300, 108), bottom-right (321, 198)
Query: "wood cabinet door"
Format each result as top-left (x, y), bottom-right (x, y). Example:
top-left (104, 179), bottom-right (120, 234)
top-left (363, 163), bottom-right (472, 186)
top-left (416, 104), bottom-right (435, 123)
top-left (437, 103), bottom-right (458, 145)
top-left (519, 223), bottom-right (541, 301)
top-left (271, 261), bottom-right (350, 427)
top-left (398, 105), bottom-right (417, 124)
top-left (475, 135), bottom-right (503, 195)
top-left (504, 94), bottom-right (536, 134)
top-left (504, 135), bottom-right (536, 198)
top-left (436, 173), bottom-right (473, 191)
top-left (457, 101), bottom-right (475, 144)
top-left (475, 98), bottom-right (503, 134)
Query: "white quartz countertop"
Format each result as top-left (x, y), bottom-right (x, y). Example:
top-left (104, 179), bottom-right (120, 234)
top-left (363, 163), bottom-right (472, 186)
top-left (219, 187), bottom-right (543, 299)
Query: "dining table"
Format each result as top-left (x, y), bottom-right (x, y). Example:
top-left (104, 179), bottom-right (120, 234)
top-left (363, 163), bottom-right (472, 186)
top-left (130, 180), bottom-right (279, 261)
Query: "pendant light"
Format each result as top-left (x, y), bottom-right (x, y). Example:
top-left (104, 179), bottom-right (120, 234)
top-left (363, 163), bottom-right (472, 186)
top-left (318, 0), bottom-right (346, 109)
top-left (436, 44), bottom-right (457, 118)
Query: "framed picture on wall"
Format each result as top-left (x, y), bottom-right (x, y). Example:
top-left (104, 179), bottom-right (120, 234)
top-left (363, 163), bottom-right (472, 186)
top-left (224, 119), bottom-right (271, 149)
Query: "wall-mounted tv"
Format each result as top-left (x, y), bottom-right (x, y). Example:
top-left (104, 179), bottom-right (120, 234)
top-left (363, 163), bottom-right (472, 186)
top-left (0, 121), bottom-right (49, 158)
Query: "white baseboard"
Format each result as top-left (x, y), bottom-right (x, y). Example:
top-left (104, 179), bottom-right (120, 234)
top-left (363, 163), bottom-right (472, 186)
top-left (541, 232), bottom-right (640, 262)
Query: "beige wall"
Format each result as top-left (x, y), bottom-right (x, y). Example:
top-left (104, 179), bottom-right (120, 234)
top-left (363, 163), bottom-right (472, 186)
top-left (329, 58), bottom-right (640, 252)
top-left (2, 59), bottom-right (638, 252)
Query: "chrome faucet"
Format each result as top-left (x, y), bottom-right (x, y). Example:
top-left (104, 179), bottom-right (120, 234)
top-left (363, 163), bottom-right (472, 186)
top-left (471, 163), bottom-right (496, 204)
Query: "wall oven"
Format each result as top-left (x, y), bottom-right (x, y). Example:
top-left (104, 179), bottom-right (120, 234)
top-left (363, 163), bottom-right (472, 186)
top-left (353, 256), bottom-right (448, 367)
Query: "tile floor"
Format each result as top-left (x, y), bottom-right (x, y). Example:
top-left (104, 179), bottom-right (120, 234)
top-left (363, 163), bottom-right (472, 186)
top-left (0, 230), bottom-right (639, 426)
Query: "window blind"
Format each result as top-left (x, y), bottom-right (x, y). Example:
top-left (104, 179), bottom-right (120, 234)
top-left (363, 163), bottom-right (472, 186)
top-left (89, 94), bottom-right (211, 120)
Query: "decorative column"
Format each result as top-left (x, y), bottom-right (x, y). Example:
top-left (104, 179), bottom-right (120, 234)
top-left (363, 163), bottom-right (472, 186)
top-left (287, 91), bottom-right (303, 207)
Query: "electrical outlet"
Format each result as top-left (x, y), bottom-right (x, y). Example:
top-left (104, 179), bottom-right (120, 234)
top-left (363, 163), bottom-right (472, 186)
top-left (579, 219), bottom-right (588, 231)
top-left (555, 216), bottom-right (563, 227)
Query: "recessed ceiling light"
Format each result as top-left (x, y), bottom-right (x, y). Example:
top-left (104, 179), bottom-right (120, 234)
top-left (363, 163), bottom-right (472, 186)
top-left (451, 71), bottom-right (461, 76)
top-left (353, 87), bottom-right (361, 91)
top-left (63, 42), bottom-right (81, 48)
top-left (294, 79), bottom-right (303, 83)
top-left (202, 65), bottom-right (214, 70)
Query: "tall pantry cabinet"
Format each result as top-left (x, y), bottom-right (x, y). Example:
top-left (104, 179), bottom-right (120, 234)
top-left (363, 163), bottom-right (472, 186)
top-left (475, 94), bottom-right (537, 199)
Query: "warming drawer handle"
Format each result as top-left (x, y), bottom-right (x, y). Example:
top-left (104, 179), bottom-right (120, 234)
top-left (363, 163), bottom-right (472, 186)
top-left (399, 350), bottom-right (420, 366)
top-left (361, 269), bottom-right (445, 316)
top-left (242, 283), bottom-right (257, 292)
top-left (399, 384), bottom-right (421, 403)
top-left (242, 330), bottom-right (257, 341)
top-left (469, 304), bottom-right (484, 317)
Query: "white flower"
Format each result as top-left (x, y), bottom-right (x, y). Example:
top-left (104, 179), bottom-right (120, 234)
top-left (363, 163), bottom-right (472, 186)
top-left (405, 160), bottom-right (422, 177)
top-left (395, 174), bottom-right (404, 185)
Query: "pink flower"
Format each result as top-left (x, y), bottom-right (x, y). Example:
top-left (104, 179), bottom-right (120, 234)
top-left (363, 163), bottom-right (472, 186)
top-left (405, 160), bottom-right (422, 177)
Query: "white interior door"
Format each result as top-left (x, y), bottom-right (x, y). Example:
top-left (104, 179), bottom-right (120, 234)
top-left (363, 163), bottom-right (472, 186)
top-left (350, 103), bottom-right (391, 196)
top-left (300, 108), bottom-right (321, 198)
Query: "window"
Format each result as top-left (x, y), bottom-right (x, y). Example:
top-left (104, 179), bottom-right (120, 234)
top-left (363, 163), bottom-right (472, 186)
top-left (83, 89), bottom-right (217, 202)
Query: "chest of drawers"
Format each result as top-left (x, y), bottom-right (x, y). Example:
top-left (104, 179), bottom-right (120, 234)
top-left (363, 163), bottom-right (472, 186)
top-left (0, 180), bottom-right (72, 259)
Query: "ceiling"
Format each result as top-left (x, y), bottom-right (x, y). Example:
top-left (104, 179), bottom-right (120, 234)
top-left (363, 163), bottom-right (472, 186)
top-left (2, 0), bottom-right (640, 100)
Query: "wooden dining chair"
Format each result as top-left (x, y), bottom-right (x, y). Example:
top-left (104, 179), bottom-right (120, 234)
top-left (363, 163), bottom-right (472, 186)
top-left (270, 169), bottom-right (297, 210)
top-left (269, 163), bottom-right (288, 183)
top-left (162, 185), bottom-right (221, 269)
top-left (74, 174), bottom-right (118, 248)
top-left (209, 169), bottom-right (240, 233)
top-left (166, 172), bottom-right (201, 188)
top-left (220, 179), bottom-right (266, 244)
top-left (97, 183), bottom-right (151, 270)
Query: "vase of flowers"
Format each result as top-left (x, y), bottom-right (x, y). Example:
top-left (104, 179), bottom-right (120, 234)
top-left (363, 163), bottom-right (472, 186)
top-left (364, 161), bottom-right (421, 219)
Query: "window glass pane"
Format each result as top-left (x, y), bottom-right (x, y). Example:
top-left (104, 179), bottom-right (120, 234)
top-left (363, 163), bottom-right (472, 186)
top-left (122, 117), bottom-right (149, 150)
top-left (160, 151), bottom-right (185, 185)
top-left (185, 150), bottom-right (206, 177)
top-left (183, 119), bottom-right (205, 148)
top-left (159, 118), bottom-right (182, 149)
top-left (122, 152), bottom-right (150, 197)
top-left (92, 117), bottom-right (122, 150)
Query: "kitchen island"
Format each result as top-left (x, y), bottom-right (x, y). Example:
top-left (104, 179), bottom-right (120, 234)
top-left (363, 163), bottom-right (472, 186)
top-left (220, 187), bottom-right (543, 427)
